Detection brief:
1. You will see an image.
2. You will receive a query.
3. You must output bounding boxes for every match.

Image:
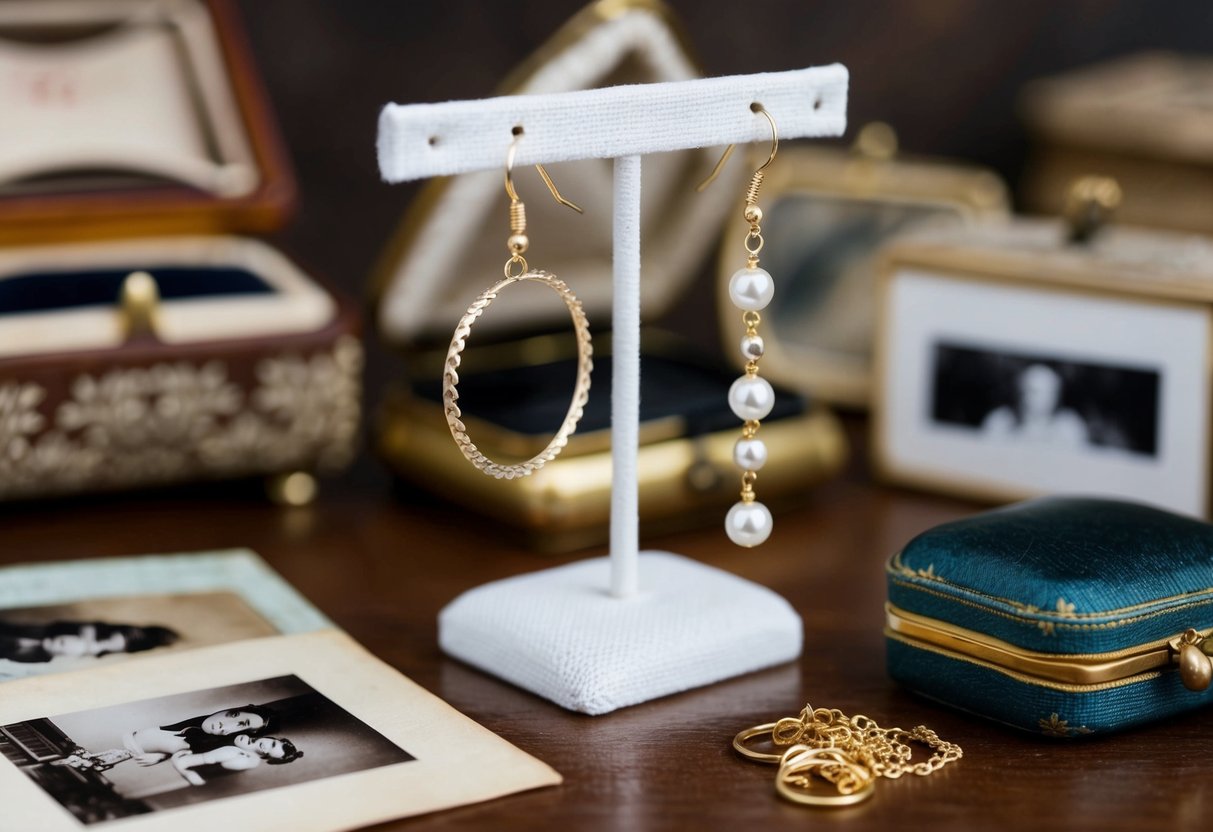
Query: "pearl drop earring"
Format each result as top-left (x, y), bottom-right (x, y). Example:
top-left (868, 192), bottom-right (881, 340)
top-left (699, 103), bottom-right (779, 547)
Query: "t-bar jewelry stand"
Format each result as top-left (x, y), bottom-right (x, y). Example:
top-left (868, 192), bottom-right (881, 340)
top-left (378, 65), bottom-right (848, 714)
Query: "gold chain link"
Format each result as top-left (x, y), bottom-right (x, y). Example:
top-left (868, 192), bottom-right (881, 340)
top-left (771, 704), bottom-right (962, 780)
top-left (736, 702), bottom-right (962, 807)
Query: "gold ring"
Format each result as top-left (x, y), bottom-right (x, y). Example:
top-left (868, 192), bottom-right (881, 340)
top-left (443, 270), bottom-right (592, 479)
top-left (776, 746), bottom-right (876, 807)
top-left (732, 723), bottom-right (782, 763)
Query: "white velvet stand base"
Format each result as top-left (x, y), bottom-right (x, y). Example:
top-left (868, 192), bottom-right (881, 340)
top-left (438, 552), bottom-right (803, 715)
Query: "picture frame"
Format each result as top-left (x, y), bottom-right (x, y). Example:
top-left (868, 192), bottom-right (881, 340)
top-left (873, 219), bottom-right (1213, 516)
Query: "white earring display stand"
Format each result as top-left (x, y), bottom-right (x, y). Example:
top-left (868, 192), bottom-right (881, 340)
top-left (378, 66), bottom-right (848, 715)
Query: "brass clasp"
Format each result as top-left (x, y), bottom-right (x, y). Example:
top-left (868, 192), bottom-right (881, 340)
top-left (1170, 629), bottom-right (1213, 692)
top-left (119, 270), bottom-right (162, 342)
top-left (1064, 176), bottom-right (1122, 244)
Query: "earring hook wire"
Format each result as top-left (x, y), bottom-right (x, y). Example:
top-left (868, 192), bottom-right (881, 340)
top-left (505, 131), bottom-right (583, 213)
top-left (696, 103), bottom-right (779, 193)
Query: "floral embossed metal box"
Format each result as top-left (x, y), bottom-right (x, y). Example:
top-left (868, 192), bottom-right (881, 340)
top-left (885, 497), bottom-right (1213, 736)
top-left (0, 1), bottom-right (360, 502)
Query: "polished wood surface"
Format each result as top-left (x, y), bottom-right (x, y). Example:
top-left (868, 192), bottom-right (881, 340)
top-left (3, 420), bottom-right (1208, 831)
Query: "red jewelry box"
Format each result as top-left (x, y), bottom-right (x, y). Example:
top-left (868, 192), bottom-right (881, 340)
top-left (0, 0), bottom-right (360, 502)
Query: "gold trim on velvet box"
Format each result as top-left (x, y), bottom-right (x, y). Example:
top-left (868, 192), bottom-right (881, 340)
top-left (886, 603), bottom-right (1213, 689)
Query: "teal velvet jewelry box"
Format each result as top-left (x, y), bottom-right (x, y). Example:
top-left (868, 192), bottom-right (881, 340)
top-left (885, 497), bottom-right (1213, 737)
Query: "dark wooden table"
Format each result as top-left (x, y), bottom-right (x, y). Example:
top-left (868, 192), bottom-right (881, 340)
top-left (4, 419), bottom-right (1208, 832)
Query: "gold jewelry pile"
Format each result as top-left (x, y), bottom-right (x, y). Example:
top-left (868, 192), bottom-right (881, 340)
top-left (732, 703), bottom-right (963, 806)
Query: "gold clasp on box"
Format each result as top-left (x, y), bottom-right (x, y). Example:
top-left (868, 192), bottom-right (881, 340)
top-left (119, 270), bottom-right (162, 342)
top-left (1170, 629), bottom-right (1213, 692)
top-left (1064, 175), bottom-right (1122, 243)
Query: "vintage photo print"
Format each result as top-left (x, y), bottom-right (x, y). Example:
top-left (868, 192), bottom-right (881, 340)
top-left (878, 270), bottom-right (1211, 514)
top-left (2, 674), bottom-right (413, 825)
top-left (931, 343), bottom-right (1161, 456)
top-left (0, 631), bottom-right (561, 831)
top-left (0, 550), bottom-right (329, 682)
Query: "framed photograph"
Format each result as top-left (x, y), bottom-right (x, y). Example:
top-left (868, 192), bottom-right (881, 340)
top-left (0, 631), bottom-right (560, 830)
top-left (0, 550), bottom-right (330, 682)
top-left (875, 268), bottom-right (1212, 515)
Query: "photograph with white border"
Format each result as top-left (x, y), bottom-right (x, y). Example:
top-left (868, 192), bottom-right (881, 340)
top-left (0, 631), bottom-right (561, 831)
top-left (3, 674), bottom-right (413, 825)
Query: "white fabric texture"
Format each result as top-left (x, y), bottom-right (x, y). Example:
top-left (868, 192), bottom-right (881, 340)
top-left (610, 154), bottom-right (641, 598)
top-left (378, 65), bottom-right (848, 182)
top-left (439, 552), bottom-right (803, 715)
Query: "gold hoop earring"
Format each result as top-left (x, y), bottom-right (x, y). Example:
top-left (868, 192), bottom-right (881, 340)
top-left (443, 131), bottom-right (592, 479)
top-left (699, 103), bottom-right (779, 547)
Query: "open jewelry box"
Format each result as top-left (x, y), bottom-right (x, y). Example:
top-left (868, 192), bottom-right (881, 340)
top-left (0, 0), bottom-right (360, 501)
top-left (373, 0), bottom-right (847, 551)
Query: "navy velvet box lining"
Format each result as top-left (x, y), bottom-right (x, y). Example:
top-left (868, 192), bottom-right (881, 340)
top-left (0, 267), bottom-right (275, 316)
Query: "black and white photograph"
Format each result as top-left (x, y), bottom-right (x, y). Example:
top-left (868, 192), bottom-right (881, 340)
top-left (1, 674), bottom-right (414, 826)
top-left (930, 343), bottom-right (1160, 456)
top-left (0, 592), bottom-right (278, 680)
top-left (877, 270), bottom-right (1211, 514)
top-left (0, 551), bottom-right (332, 682)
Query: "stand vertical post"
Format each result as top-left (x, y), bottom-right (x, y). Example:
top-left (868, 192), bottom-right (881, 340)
top-left (610, 154), bottom-right (642, 599)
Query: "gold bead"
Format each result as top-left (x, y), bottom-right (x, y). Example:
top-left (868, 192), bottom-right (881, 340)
top-left (743, 205), bottom-right (763, 224)
top-left (507, 233), bottom-right (529, 254)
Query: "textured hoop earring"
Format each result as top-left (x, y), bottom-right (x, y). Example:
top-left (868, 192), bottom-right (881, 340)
top-left (699, 103), bottom-right (779, 547)
top-left (443, 130), bottom-right (592, 479)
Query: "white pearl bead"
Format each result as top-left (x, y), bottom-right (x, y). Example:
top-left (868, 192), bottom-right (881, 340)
top-left (728, 267), bottom-right (774, 311)
top-left (740, 334), bottom-right (765, 361)
top-left (734, 437), bottom-right (768, 471)
top-left (728, 376), bottom-right (775, 421)
top-left (726, 500), bottom-right (773, 547)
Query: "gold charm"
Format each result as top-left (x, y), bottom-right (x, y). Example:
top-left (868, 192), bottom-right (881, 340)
top-left (776, 746), bottom-right (876, 807)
